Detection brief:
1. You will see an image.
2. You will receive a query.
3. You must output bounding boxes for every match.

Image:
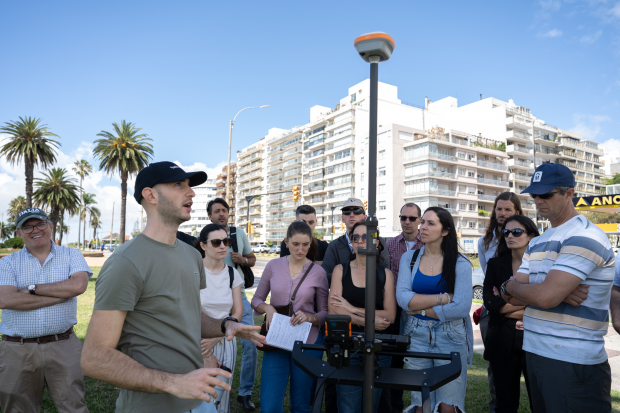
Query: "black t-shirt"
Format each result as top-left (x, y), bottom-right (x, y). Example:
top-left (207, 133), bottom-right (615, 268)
top-left (280, 238), bottom-right (328, 261)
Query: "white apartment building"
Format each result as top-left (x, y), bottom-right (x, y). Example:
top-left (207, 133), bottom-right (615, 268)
top-left (234, 81), bottom-right (606, 251)
top-left (179, 178), bottom-right (218, 234)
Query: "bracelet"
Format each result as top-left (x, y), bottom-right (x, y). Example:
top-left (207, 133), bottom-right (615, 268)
top-left (444, 292), bottom-right (451, 304)
top-left (357, 315), bottom-right (360, 327)
top-left (436, 294), bottom-right (440, 306)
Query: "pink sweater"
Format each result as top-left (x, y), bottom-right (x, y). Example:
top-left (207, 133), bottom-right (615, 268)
top-left (251, 257), bottom-right (328, 345)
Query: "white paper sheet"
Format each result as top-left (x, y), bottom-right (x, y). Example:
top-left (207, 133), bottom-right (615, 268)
top-left (265, 313), bottom-right (312, 351)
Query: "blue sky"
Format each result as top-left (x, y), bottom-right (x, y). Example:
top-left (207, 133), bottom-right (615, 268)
top-left (1, 0), bottom-right (619, 243)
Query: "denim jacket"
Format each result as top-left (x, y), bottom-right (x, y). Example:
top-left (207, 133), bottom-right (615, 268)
top-left (395, 245), bottom-right (474, 365)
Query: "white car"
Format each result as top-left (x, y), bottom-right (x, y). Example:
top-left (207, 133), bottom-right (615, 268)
top-left (252, 244), bottom-right (269, 253)
top-left (472, 266), bottom-right (484, 301)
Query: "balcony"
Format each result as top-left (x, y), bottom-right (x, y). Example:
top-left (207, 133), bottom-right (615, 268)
top-left (535, 148), bottom-right (560, 157)
top-left (304, 161), bottom-right (324, 171)
top-left (575, 175), bottom-right (606, 185)
top-left (507, 159), bottom-right (533, 170)
top-left (506, 116), bottom-right (532, 130)
top-left (477, 160), bottom-right (509, 172)
top-left (506, 129), bottom-right (532, 143)
top-left (304, 173), bottom-right (324, 183)
top-left (308, 196), bottom-right (326, 205)
top-left (404, 171), bottom-right (457, 181)
top-left (478, 177), bottom-right (510, 187)
top-left (404, 189), bottom-right (457, 198)
top-left (534, 134), bottom-right (559, 145)
top-left (507, 145), bottom-right (533, 156)
top-left (478, 194), bottom-right (497, 202)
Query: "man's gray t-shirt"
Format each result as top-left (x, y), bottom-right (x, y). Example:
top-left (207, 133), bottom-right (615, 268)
top-left (94, 234), bottom-right (207, 413)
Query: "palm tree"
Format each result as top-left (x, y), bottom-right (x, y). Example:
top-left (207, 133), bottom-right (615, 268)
top-left (0, 221), bottom-right (13, 241)
top-left (79, 193), bottom-right (100, 248)
top-left (72, 159), bottom-right (92, 250)
top-left (32, 168), bottom-right (80, 231)
top-left (58, 200), bottom-right (79, 246)
top-left (7, 196), bottom-right (28, 224)
top-left (93, 120), bottom-right (153, 245)
top-left (0, 117), bottom-right (61, 208)
top-left (56, 222), bottom-right (69, 243)
top-left (90, 214), bottom-right (102, 241)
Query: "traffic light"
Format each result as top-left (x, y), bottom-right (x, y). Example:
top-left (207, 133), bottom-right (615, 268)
top-left (340, 223), bottom-right (344, 231)
top-left (248, 222), bottom-right (254, 235)
top-left (332, 225), bottom-right (335, 234)
top-left (363, 200), bottom-right (368, 211)
top-left (292, 186), bottom-right (300, 202)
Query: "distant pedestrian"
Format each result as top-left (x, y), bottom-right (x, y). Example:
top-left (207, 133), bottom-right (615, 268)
top-left (280, 205), bottom-right (328, 265)
top-left (502, 164), bottom-right (614, 412)
top-left (0, 208), bottom-right (92, 412)
top-left (477, 191), bottom-right (523, 413)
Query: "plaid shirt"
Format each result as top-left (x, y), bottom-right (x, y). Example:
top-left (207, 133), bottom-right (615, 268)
top-left (0, 241), bottom-right (92, 338)
top-left (386, 232), bottom-right (423, 285)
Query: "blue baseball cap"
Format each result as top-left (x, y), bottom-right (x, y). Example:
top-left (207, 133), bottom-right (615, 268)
top-left (521, 164), bottom-right (575, 194)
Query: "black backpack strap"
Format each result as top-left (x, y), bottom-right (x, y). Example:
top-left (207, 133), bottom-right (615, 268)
top-left (409, 249), bottom-right (421, 272)
top-left (228, 266), bottom-right (234, 289)
top-left (229, 226), bottom-right (239, 253)
top-left (377, 264), bottom-right (387, 302)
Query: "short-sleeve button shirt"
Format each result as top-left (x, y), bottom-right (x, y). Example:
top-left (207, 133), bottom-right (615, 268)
top-left (0, 241), bottom-right (92, 338)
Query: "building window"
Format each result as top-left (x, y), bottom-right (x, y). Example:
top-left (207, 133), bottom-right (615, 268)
top-left (469, 221), bottom-right (476, 229)
top-left (379, 167), bottom-right (386, 177)
top-left (469, 204), bottom-right (475, 211)
top-left (379, 184), bottom-right (386, 194)
top-left (379, 201), bottom-right (386, 210)
top-left (361, 157), bottom-right (365, 166)
top-left (361, 172), bottom-right (364, 182)
top-left (467, 171), bottom-right (475, 178)
top-left (351, 93), bottom-right (356, 103)
top-left (379, 150), bottom-right (386, 159)
top-left (458, 152), bottom-right (465, 159)
top-left (459, 203), bottom-right (466, 210)
top-left (458, 169), bottom-right (465, 176)
top-left (468, 154), bottom-right (475, 161)
top-left (379, 218), bottom-right (386, 228)
top-left (459, 185), bottom-right (466, 192)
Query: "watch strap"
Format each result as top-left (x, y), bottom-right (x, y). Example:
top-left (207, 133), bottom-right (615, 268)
top-left (221, 316), bottom-right (239, 335)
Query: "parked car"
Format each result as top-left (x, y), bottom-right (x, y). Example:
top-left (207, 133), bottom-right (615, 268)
top-left (472, 266), bottom-right (484, 301)
top-left (268, 245), bottom-right (278, 254)
top-left (252, 244), bottom-right (269, 253)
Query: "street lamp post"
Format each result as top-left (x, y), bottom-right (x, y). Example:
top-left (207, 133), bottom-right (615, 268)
top-left (354, 32), bottom-right (395, 413)
top-left (226, 105), bottom-right (270, 202)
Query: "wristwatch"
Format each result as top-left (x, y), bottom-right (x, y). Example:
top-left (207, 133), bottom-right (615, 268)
top-left (500, 280), bottom-right (512, 297)
top-left (28, 284), bottom-right (37, 295)
top-left (244, 257), bottom-right (248, 265)
top-left (221, 316), bottom-right (239, 334)
top-left (420, 309), bottom-right (426, 317)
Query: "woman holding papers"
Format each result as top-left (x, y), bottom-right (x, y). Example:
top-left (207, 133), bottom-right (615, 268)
top-left (252, 221), bottom-right (329, 413)
top-left (328, 221), bottom-right (397, 413)
top-left (194, 223), bottom-right (244, 413)
top-left (396, 207), bottom-right (473, 413)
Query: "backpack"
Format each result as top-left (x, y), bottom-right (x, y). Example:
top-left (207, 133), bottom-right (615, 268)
top-left (229, 226), bottom-right (255, 289)
top-left (227, 265), bottom-right (234, 289)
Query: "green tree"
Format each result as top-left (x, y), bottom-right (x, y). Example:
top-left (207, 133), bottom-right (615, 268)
top-left (79, 193), bottom-right (100, 247)
top-left (606, 174), bottom-right (620, 185)
top-left (93, 120), bottom-right (153, 245)
top-left (0, 221), bottom-right (14, 241)
top-left (72, 159), bottom-right (93, 249)
top-left (32, 168), bottom-right (80, 231)
top-left (90, 214), bottom-right (102, 240)
top-left (0, 117), bottom-right (61, 208)
top-left (7, 195), bottom-right (27, 224)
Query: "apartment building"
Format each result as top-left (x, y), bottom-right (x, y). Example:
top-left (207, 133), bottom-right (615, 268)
top-left (179, 178), bottom-right (218, 233)
top-left (215, 163), bottom-right (237, 225)
top-left (232, 81), bottom-right (606, 251)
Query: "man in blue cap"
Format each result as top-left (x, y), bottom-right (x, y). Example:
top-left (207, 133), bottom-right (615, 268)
top-left (501, 163), bottom-right (614, 412)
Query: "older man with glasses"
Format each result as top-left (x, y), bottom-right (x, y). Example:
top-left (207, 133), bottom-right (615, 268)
top-left (0, 208), bottom-right (92, 413)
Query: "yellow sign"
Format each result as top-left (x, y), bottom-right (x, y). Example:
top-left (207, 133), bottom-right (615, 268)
top-left (573, 195), bottom-right (620, 210)
top-left (595, 224), bottom-right (620, 233)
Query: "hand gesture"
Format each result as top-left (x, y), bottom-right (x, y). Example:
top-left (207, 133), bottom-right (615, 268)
top-left (290, 310), bottom-right (308, 326)
top-left (167, 368), bottom-right (232, 403)
top-left (230, 252), bottom-right (245, 265)
top-left (224, 321), bottom-right (265, 347)
top-left (330, 294), bottom-right (355, 314)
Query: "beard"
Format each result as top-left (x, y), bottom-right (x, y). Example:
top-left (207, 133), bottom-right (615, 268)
top-left (156, 191), bottom-right (188, 227)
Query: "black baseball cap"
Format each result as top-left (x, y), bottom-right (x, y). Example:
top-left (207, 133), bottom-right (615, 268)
top-left (16, 208), bottom-right (49, 228)
top-left (134, 161), bottom-right (208, 204)
top-left (521, 164), bottom-right (575, 195)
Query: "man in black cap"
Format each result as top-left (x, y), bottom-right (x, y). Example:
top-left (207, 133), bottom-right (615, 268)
top-left (501, 163), bottom-right (614, 412)
top-left (82, 161), bottom-right (264, 413)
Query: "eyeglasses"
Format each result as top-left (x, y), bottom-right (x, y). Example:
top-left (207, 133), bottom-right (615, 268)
top-left (20, 221), bottom-right (49, 234)
top-left (501, 229), bottom-right (527, 238)
top-left (342, 208), bottom-right (364, 216)
top-left (207, 238), bottom-right (231, 248)
top-left (529, 191), bottom-right (559, 200)
top-left (350, 234), bottom-right (367, 244)
top-left (399, 215), bottom-right (419, 222)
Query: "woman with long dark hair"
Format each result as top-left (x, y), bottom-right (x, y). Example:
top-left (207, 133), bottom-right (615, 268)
top-left (251, 221), bottom-right (328, 413)
top-left (329, 222), bottom-right (396, 413)
top-left (396, 207), bottom-right (473, 413)
top-left (483, 215), bottom-right (538, 412)
top-left (193, 223), bottom-right (244, 413)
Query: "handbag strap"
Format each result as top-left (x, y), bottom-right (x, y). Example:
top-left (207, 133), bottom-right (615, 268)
top-left (290, 261), bottom-right (315, 304)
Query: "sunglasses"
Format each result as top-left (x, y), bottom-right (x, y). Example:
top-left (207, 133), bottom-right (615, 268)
top-left (399, 215), bottom-right (419, 222)
top-left (529, 191), bottom-right (559, 200)
top-left (350, 234), bottom-right (367, 243)
top-left (342, 208), bottom-right (364, 216)
top-left (206, 238), bottom-right (231, 248)
top-left (501, 229), bottom-right (527, 238)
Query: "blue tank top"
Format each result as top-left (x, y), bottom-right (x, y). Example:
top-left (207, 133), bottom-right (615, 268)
top-left (412, 268), bottom-right (446, 320)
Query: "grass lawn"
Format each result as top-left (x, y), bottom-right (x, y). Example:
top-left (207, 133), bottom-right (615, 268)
top-left (3, 267), bottom-right (620, 412)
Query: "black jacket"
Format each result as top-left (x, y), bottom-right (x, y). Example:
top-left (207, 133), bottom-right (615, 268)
top-left (279, 238), bottom-right (329, 261)
top-left (321, 235), bottom-right (390, 286)
top-left (482, 253), bottom-right (521, 363)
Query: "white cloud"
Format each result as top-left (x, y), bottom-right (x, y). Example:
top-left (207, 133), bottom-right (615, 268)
top-left (580, 30), bottom-right (603, 44)
top-left (0, 138), bottom-right (226, 245)
top-left (540, 0), bottom-right (561, 12)
top-left (569, 113), bottom-right (612, 141)
top-left (173, 160), bottom-right (227, 182)
top-left (610, 2), bottom-right (620, 19)
top-left (539, 29), bottom-right (563, 38)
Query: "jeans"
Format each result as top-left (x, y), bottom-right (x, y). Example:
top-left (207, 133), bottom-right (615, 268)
top-left (336, 353), bottom-right (391, 413)
top-left (182, 400), bottom-right (218, 413)
top-left (404, 316), bottom-right (468, 412)
top-left (238, 294), bottom-right (258, 396)
top-left (260, 334), bottom-right (324, 413)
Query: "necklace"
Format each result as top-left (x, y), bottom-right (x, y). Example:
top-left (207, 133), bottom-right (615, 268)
top-left (424, 252), bottom-right (442, 274)
top-left (287, 257), bottom-right (305, 279)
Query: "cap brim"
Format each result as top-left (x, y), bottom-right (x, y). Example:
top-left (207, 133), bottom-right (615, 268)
top-left (17, 215), bottom-right (48, 228)
top-left (160, 171), bottom-right (208, 187)
top-left (521, 183), bottom-right (557, 195)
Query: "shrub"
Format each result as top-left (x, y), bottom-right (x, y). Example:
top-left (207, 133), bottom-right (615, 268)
top-left (4, 237), bottom-right (24, 249)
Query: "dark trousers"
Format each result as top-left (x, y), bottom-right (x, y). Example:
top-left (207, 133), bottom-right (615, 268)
top-left (489, 329), bottom-right (531, 413)
top-left (377, 306), bottom-right (404, 413)
top-left (324, 382), bottom-right (338, 413)
top-left (526, 352), bottom-right (611, 413)
top-left (479, 307), bottom-right (497, 412)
